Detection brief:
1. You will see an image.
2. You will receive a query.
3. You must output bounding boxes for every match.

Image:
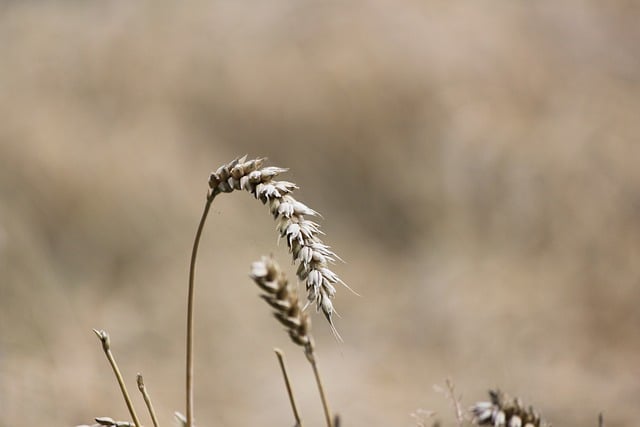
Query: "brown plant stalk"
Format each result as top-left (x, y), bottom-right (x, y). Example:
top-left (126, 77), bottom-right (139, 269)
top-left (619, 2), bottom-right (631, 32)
top-left (275, 348), bottom-right (303, 427)
top-left (93, 329), bottom-right (142, 427)
top-left (251, 256), bottom-right (334, 427)
top-left (137, 373), bottom-right (160, 427)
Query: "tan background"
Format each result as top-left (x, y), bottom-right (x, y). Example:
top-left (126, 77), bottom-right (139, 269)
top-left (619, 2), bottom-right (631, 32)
top-left (1, 1), bottom-right (639, 426)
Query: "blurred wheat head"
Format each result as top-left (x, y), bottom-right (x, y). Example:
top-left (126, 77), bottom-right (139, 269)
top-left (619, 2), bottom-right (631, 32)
top-left (470, 390), bottom-right (550, 427)
top-left (250, 255), bottom-right (314, 352)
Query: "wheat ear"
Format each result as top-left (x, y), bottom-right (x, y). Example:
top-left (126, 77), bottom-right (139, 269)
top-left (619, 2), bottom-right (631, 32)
top-left (470, 390), bottom-right (550, 427)
top-left (250, 256), bottom-right (334, 427)
top-left (209, 155), bottom-right (351, 335)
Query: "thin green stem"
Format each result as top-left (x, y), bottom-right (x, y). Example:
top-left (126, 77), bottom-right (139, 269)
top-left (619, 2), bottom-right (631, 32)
top-left (305, 348), bottom-right (333, 427)
top-left (186, 190), bottom-right (215, 427)
top-left (274, 348), bottom-right (303, 427)
top-left (93, 329), bottom-right (142, 427)
top-left (137, 373), bottom-right (160, 427)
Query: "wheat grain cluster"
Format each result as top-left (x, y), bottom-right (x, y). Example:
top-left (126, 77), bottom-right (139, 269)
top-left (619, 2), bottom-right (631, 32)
top-left (250, 255), bottom-right (314, 351)
top-left (208, 155), bottom-right (349, 336)
top-left (470, 390), bottom-right (550, 427)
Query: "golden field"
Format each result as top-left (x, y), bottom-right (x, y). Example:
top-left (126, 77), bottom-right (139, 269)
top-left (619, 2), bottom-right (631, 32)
top-left (0, 1), bottom-right (639, 426)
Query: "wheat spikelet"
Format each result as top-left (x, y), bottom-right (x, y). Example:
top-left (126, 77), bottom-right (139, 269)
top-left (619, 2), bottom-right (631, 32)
top-left (209, 155), bottom-right (349, 336)
top-left (470, 390), bottom-right (550, 427)
top-left (250, 255), bottom-right (316, 349)
top-left (251, 256), bottom-right (336, 426)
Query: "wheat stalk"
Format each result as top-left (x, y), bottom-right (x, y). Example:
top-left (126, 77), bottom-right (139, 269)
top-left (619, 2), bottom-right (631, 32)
top-left (185, 155), bottom-right (347, 427)
top-left (137, 374), bottom-right (160, 427)
top-left (274, 348), bottom-right (303, 427)
top-left (250, 255), bottom-right (334, 427)
top-left (92, 329), bottom-right (141, 427)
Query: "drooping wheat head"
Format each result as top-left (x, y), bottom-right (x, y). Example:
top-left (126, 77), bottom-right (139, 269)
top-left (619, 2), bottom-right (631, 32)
top-left (209, 155), bottom-right (350, 337)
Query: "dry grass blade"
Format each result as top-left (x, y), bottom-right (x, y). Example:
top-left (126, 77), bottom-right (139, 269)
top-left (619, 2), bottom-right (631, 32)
top-left (137, 373), bottom-right (160, 427)
top-left (275, 348), bottom-right (303, 427)
top-left (92, 329), bottom-right (142, 427)
top-left (434, 378), bottom-right (465, 427)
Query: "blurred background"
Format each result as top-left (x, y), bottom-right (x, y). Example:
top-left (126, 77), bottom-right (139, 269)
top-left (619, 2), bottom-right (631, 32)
top-left (1, 1), bottom-right (639, 426)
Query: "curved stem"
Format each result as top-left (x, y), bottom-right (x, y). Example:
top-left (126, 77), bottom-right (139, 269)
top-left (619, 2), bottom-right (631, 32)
top-left (186, 191), bottom-right (215, 427)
